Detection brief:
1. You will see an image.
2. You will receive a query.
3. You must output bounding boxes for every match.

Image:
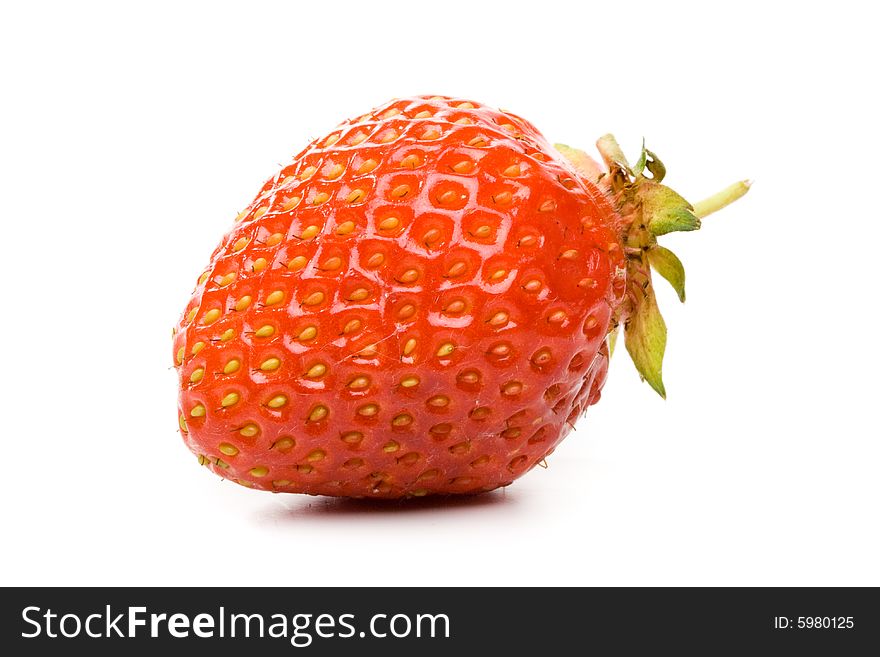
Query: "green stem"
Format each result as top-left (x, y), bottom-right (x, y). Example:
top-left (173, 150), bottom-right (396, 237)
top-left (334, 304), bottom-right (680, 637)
top-left (692, 180), bottom-right (752, 218)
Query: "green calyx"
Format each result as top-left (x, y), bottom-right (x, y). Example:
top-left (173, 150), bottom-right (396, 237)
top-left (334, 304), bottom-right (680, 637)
top-left (555, 136), bottom-right (750, 398)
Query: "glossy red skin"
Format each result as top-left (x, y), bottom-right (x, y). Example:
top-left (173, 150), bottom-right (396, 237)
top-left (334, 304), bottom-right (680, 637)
top-left (173, 96), bottom-right (626, 498)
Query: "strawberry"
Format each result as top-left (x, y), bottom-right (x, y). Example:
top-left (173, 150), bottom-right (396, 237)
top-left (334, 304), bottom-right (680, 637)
top-left (172, 95), bottom-right (748, 498)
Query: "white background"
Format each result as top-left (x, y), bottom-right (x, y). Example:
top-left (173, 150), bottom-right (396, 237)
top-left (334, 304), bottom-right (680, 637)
top-left (1, 1), bottom-right (877, 587)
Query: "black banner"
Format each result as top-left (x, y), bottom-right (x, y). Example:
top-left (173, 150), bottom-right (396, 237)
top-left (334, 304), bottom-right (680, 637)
top-left (1, 587), bottom-right (876, 654)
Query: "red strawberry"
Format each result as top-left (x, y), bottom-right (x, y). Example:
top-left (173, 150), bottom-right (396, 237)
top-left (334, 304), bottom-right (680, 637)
top-left (172, 95), bottom-right (748, 498)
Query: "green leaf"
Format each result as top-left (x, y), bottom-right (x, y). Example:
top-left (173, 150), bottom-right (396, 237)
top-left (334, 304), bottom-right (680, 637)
top-left (647, 246), bottom-right (686, 302)
top-left (554, 143), bottom-right (604, 182)
top-left (607, 326), bottom-right (619, 357)
top-left (639, 181), bottom-right (701, 236)
top-left (632, 139), bottom-right (647, 176)
top-left (624, 284), bottom-right (667, 398)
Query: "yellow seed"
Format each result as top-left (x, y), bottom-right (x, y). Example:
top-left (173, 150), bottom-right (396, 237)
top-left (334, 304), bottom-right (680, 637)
top-left (308, 405), bottom-right (329, 422)
top-left (191, 341), bottom-right (205, 355)
top-left (414, 110), bottom-right (432, 119)
top-left (234, 210), bottom-right (248, 223)
top-left (490, 343), bottom-right (511, 356)
top-left (197, 272), bottom-right (209, 285)
top-left (468, 136), bottom-right (487, 147)
top-left (489, 269), bottom-right (507, 281)
top-left (503, 164), bottom-right (521, 177)
top-left (260, 357), bottom-right (281, 371)
top-left (348, 131), bottom-right (367, 145)
top-left (428, 395), bottom-right (449, 407)
top-left (392, 414), bottom-right (413, 427)
top-left (398, 269), bottom-right (419, 283)
top-left (457, 101), bottom-right (475, 109)
top-left (190, 368), bottom-right (205, 384)
top-left (336, 220), bottom-right (357, 236)
top-left (272, 479), bottom-right (291, 487)
top-left (279, 176), bottom-right (296, 188)
top-left (249, 466), bottom-right (268, 477)
top-left (341, 431), bottom-right (363, 444)
top-left (438, 189), bottom-right (460, 205)
top-left (348, 287), bottom-right (369, 302)
top-left (288, 255), bottom-right (308, 271)
top-left (321, 256), bottom-right (342, 270)
top-left (436, 343), bottom-right (455, 357)
top-left (539, 199), bottom-right (556, 213)
top-left (523, 279), bottom-right (542, 292)
top-left (232, 236), bottom-right (250, 252)
top-left (297, 464), bottom-right (314, 474)
top-left (324, 133), bottom-right (341, 146)
top-left (348, 376), bottom-right (370, 390)
top-left (186, 308), bottom-right (198, 323)
top-left (218, 272), bottom-right (237, 286)
top-left (190, 404), bottom-right (206, 417)
top-left (452, 160), bottom-right (474, 174)
top-left (503, 381), bottom-right (523, 395)
top-left (357, 403), bottom-right (379, 417)
top-left (223, 359), bottom-right (241, 375)
top-left (383, 441), bottom-right (400, 453)
top-left (201, 308), bottom-right (221, 325)
top-left (584, 315), bottom-right (598, 329)
top-left (472, 225), bottom-right (491, 238)
top-left (366, 252), bottom-right (385, 268)
top-left (382, 108), bottom-right (401, 118)
top-left (219, 443), bottom-right (239, 456)
top-left (489, 311), bottom-right (509, 326)
top-left (326, 163), bottom-right (345, 179)
top-left (342, 319), bottom-right (362, 334)
top-left (302, 291), bottom-right (325, 306)
top-left (444, 300), bottom-right (466, 313)
top-left (307, 449), bottom-right (326, 462)
top-left (402, 338), bottom-right (417, 356)
top-left (345, 190), bottom-right (365, 205)
top-left (306, 363), bottom-right (327, 378)
top-left (266, 232), bottom-right (283, 247)
top-left (454, 117), bottom-right (473, 125)
top-left (175, 346), bottom-right (185, 365)
top-left (391, 183), bottom-right (411, 198)
top-left (493, 191), bottom-right (513, 205)
top-left (300, 166), bottom-right (317, 180)
top-left (378, 130), bottom-right (398, 143)
top-left (240, 424), bottom-right (259, 438)
top-left (420, 128), bottom-right (441, 140)
top-left (411, 488), bottom-right (428, 497)
top-left (267, 394), bottom-right (287, 408)
top-left (219, 328), bottom-right (235, 342)
top-left (265, 290), bottom-right (284, 306)
top-left (359, 344), bottom-right (378, 357)
top-left (221, 392), bottom-right (240, 407)
top-left (253, 206), bottom-right (268, 219)
top-left (378, 216), bottom-right (400, 231)
top-left (252, 257), bottom-right (268, 272)
top-left (399, 154), bottom-right (421, 168)
top-left (300, 224), bottom-right (320, 239)
top-left (234, 295), bottom-right (252, 312)
top-left (548, 310), bottom-right (567, 323)
top-left (357, 159), bottom-right (378, 174)
top-left (273, 437), bottom-right (295, 451)
top-left (312, 191), bottom-right (330, 205)
top-left (178, 414), bottom-right (188, 432)
top-left (282, 195), bottom-right (302, 211)
top-left (298, 325), bottom-right (318, 341)
top-left (560, 249), bottom-right (579, 261)
top-left (254, 324), bottom-right (275, 338)
top-left (397, 304), bottom-right (416, 319)
top-left (446, 261), bottom-right (466, 277)
top-left (400, 376), bottom-right (420, 388)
